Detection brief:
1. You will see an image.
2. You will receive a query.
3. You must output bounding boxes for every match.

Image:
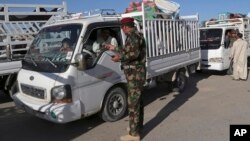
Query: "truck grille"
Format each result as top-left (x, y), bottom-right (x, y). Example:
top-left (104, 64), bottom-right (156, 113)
top-left (21, 84), bottom-right (45, 99)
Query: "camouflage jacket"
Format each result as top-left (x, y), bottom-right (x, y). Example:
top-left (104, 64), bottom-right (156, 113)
top-left (116, 29), bottom-right (146, 67)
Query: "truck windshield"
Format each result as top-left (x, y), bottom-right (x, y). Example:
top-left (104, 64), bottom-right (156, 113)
top-left (200, 29), bottom-right (222, 50)
top-left (23, 24), bottom-right (82, 73)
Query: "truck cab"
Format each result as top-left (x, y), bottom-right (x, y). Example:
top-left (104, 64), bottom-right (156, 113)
top-left (13, 12), bottom-right (128, 123)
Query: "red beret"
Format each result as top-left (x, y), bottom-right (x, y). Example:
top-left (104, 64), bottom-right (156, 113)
top-left (121, 17), bottom-right (134, 25)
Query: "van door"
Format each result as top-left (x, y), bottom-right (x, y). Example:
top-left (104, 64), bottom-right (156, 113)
top-left (76, 24), bottom-right (124, 115)
top-left (223, 29), bottom-right (235, 69)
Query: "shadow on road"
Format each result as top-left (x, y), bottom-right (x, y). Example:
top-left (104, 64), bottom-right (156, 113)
top-left (0, 91), bottom-right (12, 104)
top-left (0, 105), bottom-right (104, 141)
top-left (0, 90), bottom-right (104, 141)
top-left (141, 73), bottom-right (211, 139)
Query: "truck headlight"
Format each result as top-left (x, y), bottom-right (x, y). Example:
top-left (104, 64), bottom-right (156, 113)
top-left (51, 85), bottom-right (72, 103)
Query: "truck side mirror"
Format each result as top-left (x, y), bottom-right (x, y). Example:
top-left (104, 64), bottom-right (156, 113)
top-left (74, 53), bottom-right (86, 71)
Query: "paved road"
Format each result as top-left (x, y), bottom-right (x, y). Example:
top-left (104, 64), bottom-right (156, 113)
top-left (0, 72), bottom-right (250, 141)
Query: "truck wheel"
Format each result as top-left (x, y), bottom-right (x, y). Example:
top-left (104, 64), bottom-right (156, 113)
top-left (100, 87), bottom-right (127, 122)
top-left (196, 69), bottom-right (203, 73)
top-left (173, 72), bottom-right (188, 93)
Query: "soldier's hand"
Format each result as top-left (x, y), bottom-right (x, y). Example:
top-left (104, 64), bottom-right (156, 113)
top-left (111, 54), bottom-right (120, 62)
top-left (104, 44), bottom-right (115, 51)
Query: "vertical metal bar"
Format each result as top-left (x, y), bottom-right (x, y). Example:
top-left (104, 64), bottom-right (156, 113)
top-left (170, 21), bottom-right (173, 53)
top-left (189, 21), bottom-right (192, 49)
top-left (180, 21), bottom-right (183, 51)
top-left (147, 21), bottom-right (152, 57)
top-left (173, 21), bottom-right (176, 52)
top-left (193, 21), bottom-right (197, 48)
top-left (179, 21), bottom-right (181, 51)
top-left (188, 22), bottom-right (190, 50)
top-left (150, 20), bottom-right (155, 57)
top-left (191, 21), bottom-right (195, 49)
top-left (182, 21), bottom-right (184, 51)
top-left (142, 2), bottom-right (148, 58)
top-left (189, 21), bottom-right (193, 49)
top-left (185, 21), bottom-right (188, 51)
top-left (196, 21), bottom-right (199, 49)
top-left (190, 21), bottom-right (193, 50)
top-left (176, 21), bottom-right (179, 52)
top-left (154, 20), bottom-right (158, 56)
top-left (191, 21), bottom-right (194, 49)
top-left (4, 5), bottom-right (9, 21)
top-left (166, 21), bottom-right (170, 54)
top-left (158, 20), bottom-right (163, 55)
top-left (162, 20), bottom-right (166, 55)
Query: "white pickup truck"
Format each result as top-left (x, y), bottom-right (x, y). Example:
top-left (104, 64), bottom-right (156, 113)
top-left (13, 3), bottom-right (200, 123)
top-left (0, 2), bottom-right (67, 96)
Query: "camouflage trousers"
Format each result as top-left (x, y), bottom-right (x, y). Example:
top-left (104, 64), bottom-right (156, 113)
top-left (124, 65), bottom-right (146, 136)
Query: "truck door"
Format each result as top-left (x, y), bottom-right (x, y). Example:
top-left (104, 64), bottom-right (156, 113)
top-left (76, 24), bottom-right (123, 113)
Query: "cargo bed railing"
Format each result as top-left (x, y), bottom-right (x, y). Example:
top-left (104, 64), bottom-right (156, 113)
top-left (0, 2), bottom-right (67, 21)
top-left (0, 2), bottom-right (67, 61)
top-left (122, 2), bottom-right (199, 58)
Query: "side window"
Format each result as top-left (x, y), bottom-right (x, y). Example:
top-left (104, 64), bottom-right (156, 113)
top-left (224, 29), bottom-right (234, 48)
top-left (82, 26), bottom-right (122, 69)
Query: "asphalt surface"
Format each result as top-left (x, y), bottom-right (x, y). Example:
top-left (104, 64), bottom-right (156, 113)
top-left (0, 71), bottom-right (250, 141)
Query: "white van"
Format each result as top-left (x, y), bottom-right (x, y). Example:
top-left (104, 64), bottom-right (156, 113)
top-left (13, 5), bottom-right (200, 123)
top-left (200, 17), bottom-right (250, 71)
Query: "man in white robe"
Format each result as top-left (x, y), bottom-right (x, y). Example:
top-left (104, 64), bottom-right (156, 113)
top-left (230, 32), bottom-right (248, 80)
top-left (92, 29), bottom-right (118, 54)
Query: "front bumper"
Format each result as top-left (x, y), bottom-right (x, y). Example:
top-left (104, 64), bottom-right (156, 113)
top-left (13, 92), bottom-right (81, 123)
top-left (200, 62), bottom-right (225, 71)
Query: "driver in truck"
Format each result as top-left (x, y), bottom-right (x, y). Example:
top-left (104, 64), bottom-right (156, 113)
top-left (60, 38), bottom-right (73, 53)
top-left (92, 29), bottom-right (118, 55)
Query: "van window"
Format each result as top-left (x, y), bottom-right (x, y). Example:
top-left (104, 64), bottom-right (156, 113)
top-left (224, 29), bottom-right (235, 48)
top-left (200, 29), bottom-right (222, 50)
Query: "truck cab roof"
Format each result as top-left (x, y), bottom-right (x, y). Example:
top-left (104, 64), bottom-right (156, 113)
top-left (43, 10), bottom-right (121, 28)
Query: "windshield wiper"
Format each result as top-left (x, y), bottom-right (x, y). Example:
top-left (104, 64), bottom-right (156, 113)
top-left (46, 58), bottom-right (58, 68)
top-left (25, 54), bottom-right (38, 67)
top-left (38, 55), bottom-right (57, 68)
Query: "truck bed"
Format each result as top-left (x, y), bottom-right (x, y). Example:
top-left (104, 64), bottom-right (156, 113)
top-left (0, 60), bottom-right (21, 75)
top-left (143, 19), bottom-right (200, 78)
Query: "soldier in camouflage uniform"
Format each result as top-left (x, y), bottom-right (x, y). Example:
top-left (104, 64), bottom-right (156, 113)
top-left (105, 17), bottom-right (146, 141)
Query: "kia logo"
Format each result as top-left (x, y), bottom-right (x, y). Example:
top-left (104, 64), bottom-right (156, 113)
top-left (30, 76), bottom-right (34, 81)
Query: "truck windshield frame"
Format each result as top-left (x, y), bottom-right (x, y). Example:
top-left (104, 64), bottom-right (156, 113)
top-left (23, 23), bottom-right (83, 73)
top-left (200, 29), bottom-right (223, 50)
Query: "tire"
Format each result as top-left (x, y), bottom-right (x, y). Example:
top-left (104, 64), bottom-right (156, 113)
top-left (173, 72), bottom-right (188, 93)
top-left (0, 76), bottom-right (9, 96)
top-left (0, 76), bottom-right (7, 89)
top-left (100, 87), bottom-right (127, 122)
top-left (196, 69), bottom-right (203, 73)
top-left (8, 81), bottom-right (18, 99)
